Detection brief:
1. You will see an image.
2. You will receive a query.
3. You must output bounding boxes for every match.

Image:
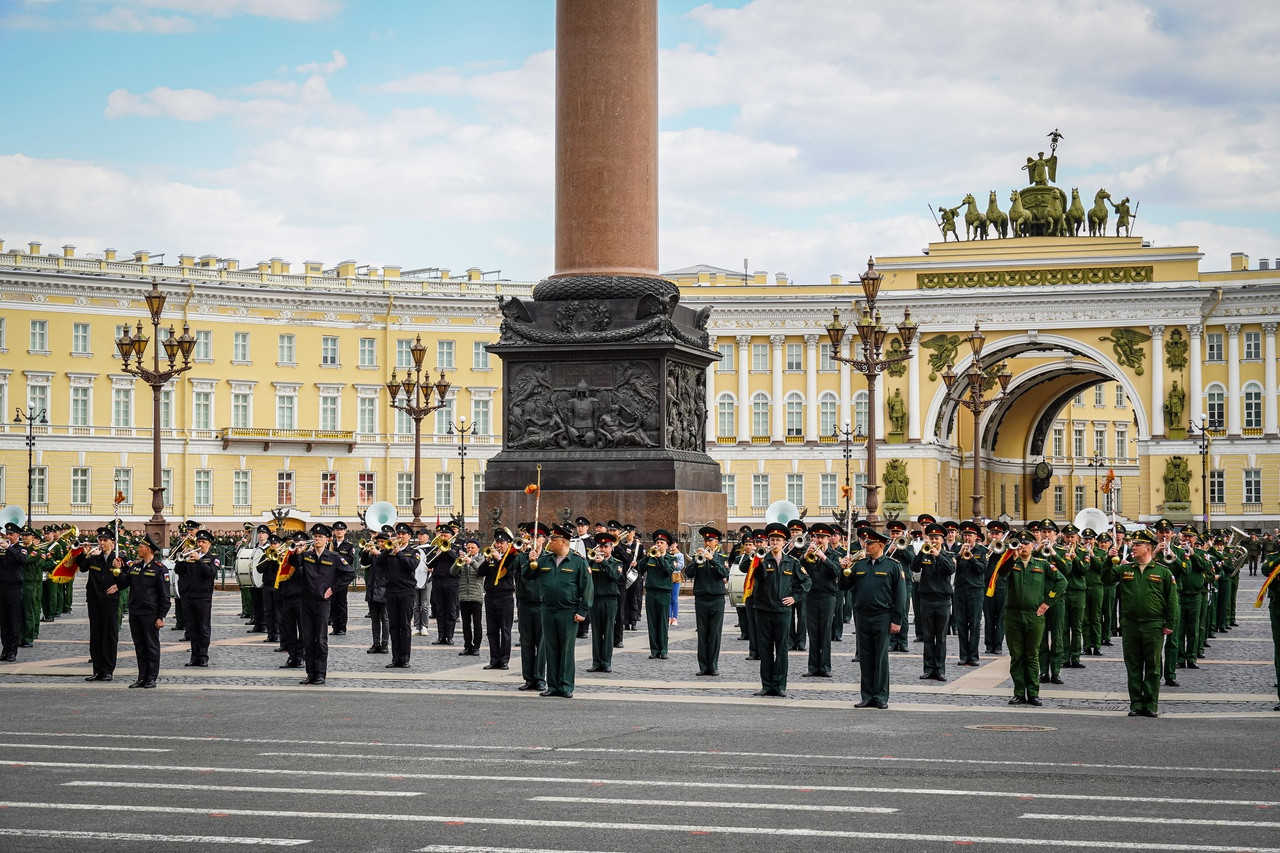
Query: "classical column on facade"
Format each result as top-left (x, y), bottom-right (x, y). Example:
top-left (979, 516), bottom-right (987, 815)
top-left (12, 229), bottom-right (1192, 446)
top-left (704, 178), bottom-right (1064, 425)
top-left (706, 335), bottom-right (718, 443)
top-left (1149, 325), bottom-right (1165, 438)
top-left (736, 334), bottom-right (751, 442)
top-left (1226, 323), bottom-right (1241, 435)
top-left (804, 333), bottom-right (819, 442)
top-left (1264, 322), bottom-right (1278, 435)
top-left (1187, 324), bottom-right (1203, 426)
top-left (907, 345), bottom-right (921, 441)
top-left (770, 334), bottom-right (785, 442)
top-left (839, 338), bottom-right (851, 431)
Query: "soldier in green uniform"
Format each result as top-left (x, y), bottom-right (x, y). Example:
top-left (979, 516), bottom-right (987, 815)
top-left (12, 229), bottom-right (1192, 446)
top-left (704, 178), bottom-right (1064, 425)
top-left (1176, 525), bottom-right (1210, 672)
top-left (686, 525), bottom-right (730, 677)
top-left (799, 523), bottom-right (839, 678)
top-left (18, 527), bottom-right (42, 648)
top-left (912, 522), bottom-right (954, 682)
top-left (953, 521), bottom-right (987, 666)
top-left (982, 520), bottom-right (1011, 655)
top-left (840, 528), bottom-right (906, 708)
top-left (36, 527), bottom-right (58, 623)
top-left (1059, 524), bottom-right (1088, 669)
top-left (1152, 519), bottom-right (1187, 688)
top-left (1098, 531), bottom-right (1120, 646)
top-left (1102, 528), bottom-right (1179, 717)
top-left (516, 522), bottom-right (548, 692)
top-left (1081, 529), bottom-right (1105, 656)
top-left (1255, 550), bottom-right (1280, 711)
top-left (639, 530), bottom-right (676, 659)
top-left (1035, 520), bottom-right (1068, 685)
top-left (747, 522), bottom-right (808, 697)
top-left (992, 531), bottom-right (1066, 706)
top-left (586, 532), bottom-right (621, 673)
top-left (528, 523), bottom-right (592, 698)
top-left (58, 524), bottom-right (75, 616)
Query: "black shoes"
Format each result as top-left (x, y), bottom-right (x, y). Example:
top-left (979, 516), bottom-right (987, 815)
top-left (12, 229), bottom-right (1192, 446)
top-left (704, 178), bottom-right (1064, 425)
top-left (1009, 696), bottom-right (1025, 705)
top-left (1026, 697), bottom-right (1043, 706)
top-left (385, 661), bottom-right (409, 669)
top-left (855, 700), bottom-right (875, 708)
top-left (1050, 675), bottom-right (1064, 685)
top-left (1164, 678), bottom-right (1180, 687)
top-left (128, 679), bottom-right (145, 688)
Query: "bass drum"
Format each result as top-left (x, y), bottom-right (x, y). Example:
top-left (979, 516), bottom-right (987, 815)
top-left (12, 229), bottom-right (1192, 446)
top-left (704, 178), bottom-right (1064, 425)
top-left (235, 547), bottom-right (264, 588)
top-left (415, 551), bottom-right (429, 590)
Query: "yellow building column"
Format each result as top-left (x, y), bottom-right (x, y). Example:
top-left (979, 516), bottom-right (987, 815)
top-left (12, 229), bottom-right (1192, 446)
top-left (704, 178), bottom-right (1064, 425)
top-left (1226, 324), bottom-right (1241, 435)
top-left (736, 335), bottom-right (751, 440)
top-left (770, 334), bottom-right (784, 442)
top-left (804, 333), bottom-right (819, 441)
top-left (1188, 325), bottom-right (1203, 425)
top-left (1264, 322), bottom-right (1278, 435)
top-left (907, 345), bottom-right (921, 441)
top-left (1150, 324), bottom-right (1165, 437)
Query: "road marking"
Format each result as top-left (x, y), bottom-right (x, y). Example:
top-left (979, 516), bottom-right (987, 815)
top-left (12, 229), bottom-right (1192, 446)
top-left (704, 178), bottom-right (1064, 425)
top-left (255, 752), bottom-right (577, 766)
top-left (0, 801), bottom-right (1274, 851)
top-left (0, 828), bottom-right (307, 846)
top-left (7, 762), bottom-right (1280, 808)
top-left (417, 848), bottom-right (627, 853)
top-left (63, 781), bottom-right (421, 797)
top-left (0, 731), bottom-right (1272, 776)
top-left (531, 796), bottom-right (896, 813)
top-left (0, 742), bottom-right (169, 752)
top-left (1023, 812), bottom-right (1280, 828)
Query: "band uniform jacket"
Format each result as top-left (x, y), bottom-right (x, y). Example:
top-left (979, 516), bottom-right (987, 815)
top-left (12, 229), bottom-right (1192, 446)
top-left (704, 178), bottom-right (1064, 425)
top-left (118, 559), bottom-right (172, 619)
top-left (748, 551), bottom-right (809, 613)
top-left (174, 551), bottom-right (219, 601)
top-left (588, 556), bottom-right (623, 599)
top-left (380, 546), bottom-right (420, 596)
top-left (478, 549), bottom-right (521, 596)
top-left (76, 547), bottom-right (124, 601)
top-left (954, 545), bottom-right (989, 591)
top-left (911, 547), bottom-right (955, 598)
top-left (0, 542), bottom-right (28, 591)
top-left (293, 546), bottom-right (355, 603)
top-left (684, 552), bottom-right (730, 597)
top-left (839, 554), bottom-right (908, 622)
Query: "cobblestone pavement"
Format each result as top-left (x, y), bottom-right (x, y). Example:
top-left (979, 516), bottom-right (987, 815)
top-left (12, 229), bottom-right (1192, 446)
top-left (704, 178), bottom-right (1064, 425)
top-left (2, 573), bottom-right (1275, 716)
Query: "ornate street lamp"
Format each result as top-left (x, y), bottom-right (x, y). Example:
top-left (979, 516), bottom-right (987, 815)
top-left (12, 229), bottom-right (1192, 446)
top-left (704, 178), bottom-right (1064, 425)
top-left (830, 421), bottom-right (865, 530)
top-left (941, 322), bottom-right (1011, 521)
top-left (115, 280), bottom-right (197, 545)
top-left (14, 405), bottom-right (48, 524)
top-left (1189, 417), bottom-right (1211, 532)
top-left (386, 334), bottom-right (450, 525)
top-left (825, 258), bottom-right (917, 530)
top-left (447, 413), bottom-right (478, 531)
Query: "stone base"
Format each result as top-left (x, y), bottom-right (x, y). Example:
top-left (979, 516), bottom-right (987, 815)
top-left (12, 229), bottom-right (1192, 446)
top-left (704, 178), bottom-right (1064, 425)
top-left (1167, 426), bottom-right (1186, 440)
top-left (887, 431), bottom-right (904, 445)
top-left (1162, 505), bottom-right (1192, 523)
top-left (480, 487), bottom-right (727, 542)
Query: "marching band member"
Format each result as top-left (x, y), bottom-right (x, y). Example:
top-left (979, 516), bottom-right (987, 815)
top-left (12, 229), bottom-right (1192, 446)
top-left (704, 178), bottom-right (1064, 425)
top-left (991, 530), bottom-right (1066, 707)
top-left (840, 528), bottom-right (907, 708)
top-left (292, 523), bottom-right (354, 685)
top-left (685, 525), bottom-right (730, 677)
top-left (529, 523), bottom-right (592, 698)
top-left (585, 531), bottom-right (622, 673)
top-left (75, 526), bottom-right (124, 681)
top-left (1060, 523), bottom-right (1089, 671)
top-left (619, 524), bottom-right (644, 632)
top-left (0, 523), bottom-right (31, 663)
top-left (952, 520), bottom-right (988, 666)
top-left (478, 527), bottom-right (520, 671)
top-left (799, 523), bottom-right (839, 679)
top-left (453, 538), bottom-right (486, 656)
top-left (982, 519), bottom-right (1011, 656)
top-left (412, 526), bottom-right (433, 637)
top-left (383, 522), bottom-right (420, 669)
top-left (912, 522), bottom-right (955, 682)
top-left (428, 524), bottom-right (461, 646)
top-left (1102, 528), bottom-right (1178, 717)
top-left (605, 520), bottom-right (628, 648)
top-left (175, 529), bottom-right (219, 668)
top-left (1176, 526), bottom-right (1212, 672)
top-left (329, 521), bottom-right (357, 636)
top-left (572, 517), bottom-right (593, 639)
top-left (109, 533), bottom-right (170, 688)
top-left (1035, 519), bottom-right (1069, 686)
top-left (886, 519), bottom-right (912, 652)
top-left (748, 522), bottom-right (809, 698)
top-left (275, 532), bottom-right (306, 670)
top-left (641, 530), bottom-right (676, 660)
top-left (362, 530), bottom-right (391, 656)
top-left (516, 523), bottom-right (549, 692)
top-left (257, 530), bottom-right (283, 646)
top-left (1081, 528), bottom-right (1105, 657)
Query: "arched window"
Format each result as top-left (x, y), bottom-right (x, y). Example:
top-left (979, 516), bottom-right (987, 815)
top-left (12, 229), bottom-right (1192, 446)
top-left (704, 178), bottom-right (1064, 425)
top-left (1205, 383), bottom-right (1225, 430)
top-left (785, 391), bottom-right (804, 438)
top-left (818, 392), bottom-right (839, 437)
top-left (751, 392), bottom-right (771, 439)
top-left (716, 393), bottom-right (737, 439)
top-left (853, 390), bottom-right (868, 436)
top-left (1243, 382), bottom-right (1263, 430)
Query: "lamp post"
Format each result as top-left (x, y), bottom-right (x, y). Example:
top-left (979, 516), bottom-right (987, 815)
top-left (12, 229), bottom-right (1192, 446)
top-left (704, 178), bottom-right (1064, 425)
top-left (825, 258), bottom-right (918, 531)
top-left (447, 413), bottom-right (477, 531)
top-left (115, 281), bottom-right (197, 545)
top-left (830, 421), bottom-right (864, 526)
top-left (385, 334), bottom-right (450, 525)
top-left (1190, 417), bottom-right (1211, 532)
top-left (941, 323), bottom-right (1011, 521)
top-left (14, 405), bottom-right (48, 523)
top-left (1086, 451), bottom-right (1105, 508)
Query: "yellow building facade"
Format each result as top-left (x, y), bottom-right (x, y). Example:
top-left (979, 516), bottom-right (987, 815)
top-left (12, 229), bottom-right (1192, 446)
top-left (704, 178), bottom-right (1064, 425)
top-left (1, 233), bottom-right (1278, 532)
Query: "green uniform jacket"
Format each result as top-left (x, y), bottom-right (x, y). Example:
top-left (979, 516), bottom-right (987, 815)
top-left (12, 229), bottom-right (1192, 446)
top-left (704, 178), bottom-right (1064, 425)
top-left (802, 551), bottom-right (841, 597)
top-left (684, 552), bottom-right (730, 598)
top-left (838, 555), bottom-right (907, 622)
top-left (748, 551), bottom-right (808, 612)
top-left (1062, 546), bottom-right (1087, 592)
top-left (530, 551), bottom-right (593, 617)
top-left (1084, 547), bottom-right (1105, 590)
top-left (998, 556), bottom-right (1067, 613)
top-left (641, 554), bottom-right (675, 591)
top-left (1102, 559), bottom-right (1179, 630)
top-left (954, 544), bottom-right (988, 591)
top-left (588, 557), bottom-right (622, 599)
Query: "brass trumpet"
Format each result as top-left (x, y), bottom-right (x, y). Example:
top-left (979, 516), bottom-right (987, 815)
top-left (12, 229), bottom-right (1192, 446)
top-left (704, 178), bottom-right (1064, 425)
top-left (589, 546), bottom-right (608, 563)
top-left (920, 542), bottom-right (935, 556)
top-left (453, 553), bottom-right (472, 570)
top-left (989, 540), bottom-right (1008, 556)
top-left (647, 545), bottom-right (662, 558)
top-left (891, 534), bottom-right (912, 552)
top-left (959, 544), bottom-right (973, 560)
top-left (1036, 541), bottom-right (1056, 559)
top-left (1158, 546), bottom-right (1179, 566)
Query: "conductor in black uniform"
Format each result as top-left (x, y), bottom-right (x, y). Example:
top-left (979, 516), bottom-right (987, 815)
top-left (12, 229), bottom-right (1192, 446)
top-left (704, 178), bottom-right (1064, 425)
top-left (293, 523), bottom-right (355, 685)
top-left (175, 529), bottom-right (219, 667)
top-left (328, 520), bottom-right (356, 635)
top-left (76, 527), bottom-right (125, 681)
top-left (111, 534), bottom-right (171, 688)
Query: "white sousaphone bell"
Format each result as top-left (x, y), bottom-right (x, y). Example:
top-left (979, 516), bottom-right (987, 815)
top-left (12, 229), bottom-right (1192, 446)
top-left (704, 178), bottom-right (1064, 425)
top-left (0, 505), bottom-right (27, 529)
top-left (365, 501), bottom-right (399, 531)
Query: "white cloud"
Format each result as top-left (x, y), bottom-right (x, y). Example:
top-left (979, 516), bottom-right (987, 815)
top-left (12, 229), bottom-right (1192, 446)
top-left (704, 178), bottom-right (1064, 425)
top-left (294, 49), bottom-right (346, 76)
top-left (4, 0), bottom-right (341, 32)
top-left (86, 7), bottom-right (197, 32)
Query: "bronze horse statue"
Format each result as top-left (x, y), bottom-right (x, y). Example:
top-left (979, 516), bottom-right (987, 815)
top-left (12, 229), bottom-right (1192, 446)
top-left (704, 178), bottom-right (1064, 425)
top-left (1008, 190), bottom-right (1032, 237)
top-left (1066, 188), bottom-right (1086, 237)
top-left (1088, 188), bottom-right (1110, 237)
top-left (961, 194), bottom-right (988, 241)
top-left (985, 190), bottom-right (1008, 239)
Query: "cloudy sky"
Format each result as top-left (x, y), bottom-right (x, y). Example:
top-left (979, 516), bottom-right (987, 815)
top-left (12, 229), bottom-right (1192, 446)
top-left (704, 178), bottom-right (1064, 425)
top-left (1, 0), bottom-right (1277, 283)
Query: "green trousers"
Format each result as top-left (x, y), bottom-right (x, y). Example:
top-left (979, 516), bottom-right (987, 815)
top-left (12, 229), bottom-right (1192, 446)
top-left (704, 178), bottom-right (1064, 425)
top-left (1101, 584), bottom-right (1118, 638)
top-left (589, 597), bottom-right (618, 670)
top-left (694, 595), bottom-right (725, 675)
top-left (539, 607), bottom-right (578, 695)
top-left (517, 602), bottom-right (544, 688)
top-left (1270, 599), bottom-right (1280, 703)
top-left (755, 607), bottom-right (790, 693)
top-left (645, 590), bottom-right (671, 656)
top-left (20, 583), bottom-right (41, 644)
top-left (1121, 619), bottom-right (1165, 713)
top-left (1038, 601), bottom-right (1065, 677)
top-left (1228, 573), bottom-right (1239, 624)
top-left (1005, 609), bottom-right (1045, 699)
top-left (41, 580), bottom-right (58, 620)
top-left (61, 578), bottom-right (73, 613)
top-left (1084, 586), bottom-right (1103, 649)
top-left (1162, 602), bottom-right (1181, 681)
top-left (804, 593), bottom-right (836, 676)
top-left (1178, 594), bottom-right (1202, 666)
top-left (1064, 590), bottom-right (1086, 662)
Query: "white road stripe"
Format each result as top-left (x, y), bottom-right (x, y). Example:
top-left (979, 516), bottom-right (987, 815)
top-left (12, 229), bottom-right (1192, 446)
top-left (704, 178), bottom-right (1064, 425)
top-left (418, 848), bottom-right (627, 853)
top-left (532, 795), bottom-right (895, 814)
top-left (63, 781), bottom-right (421, 797)
top-left (0, 742), bottom-right (169, 752)
top-left (0, 801), bottom-right (1274, 852)
top-left (0, 731), bottom-right (1271, 776)
top-left (255, 752), bottom-right (577, 766)
top-left (8, 761), bottom-right (1280, 808)
top-left (0, 828), bottom-right (307, 846)
top-left (1023, 812), bottom-right (1280, 828)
